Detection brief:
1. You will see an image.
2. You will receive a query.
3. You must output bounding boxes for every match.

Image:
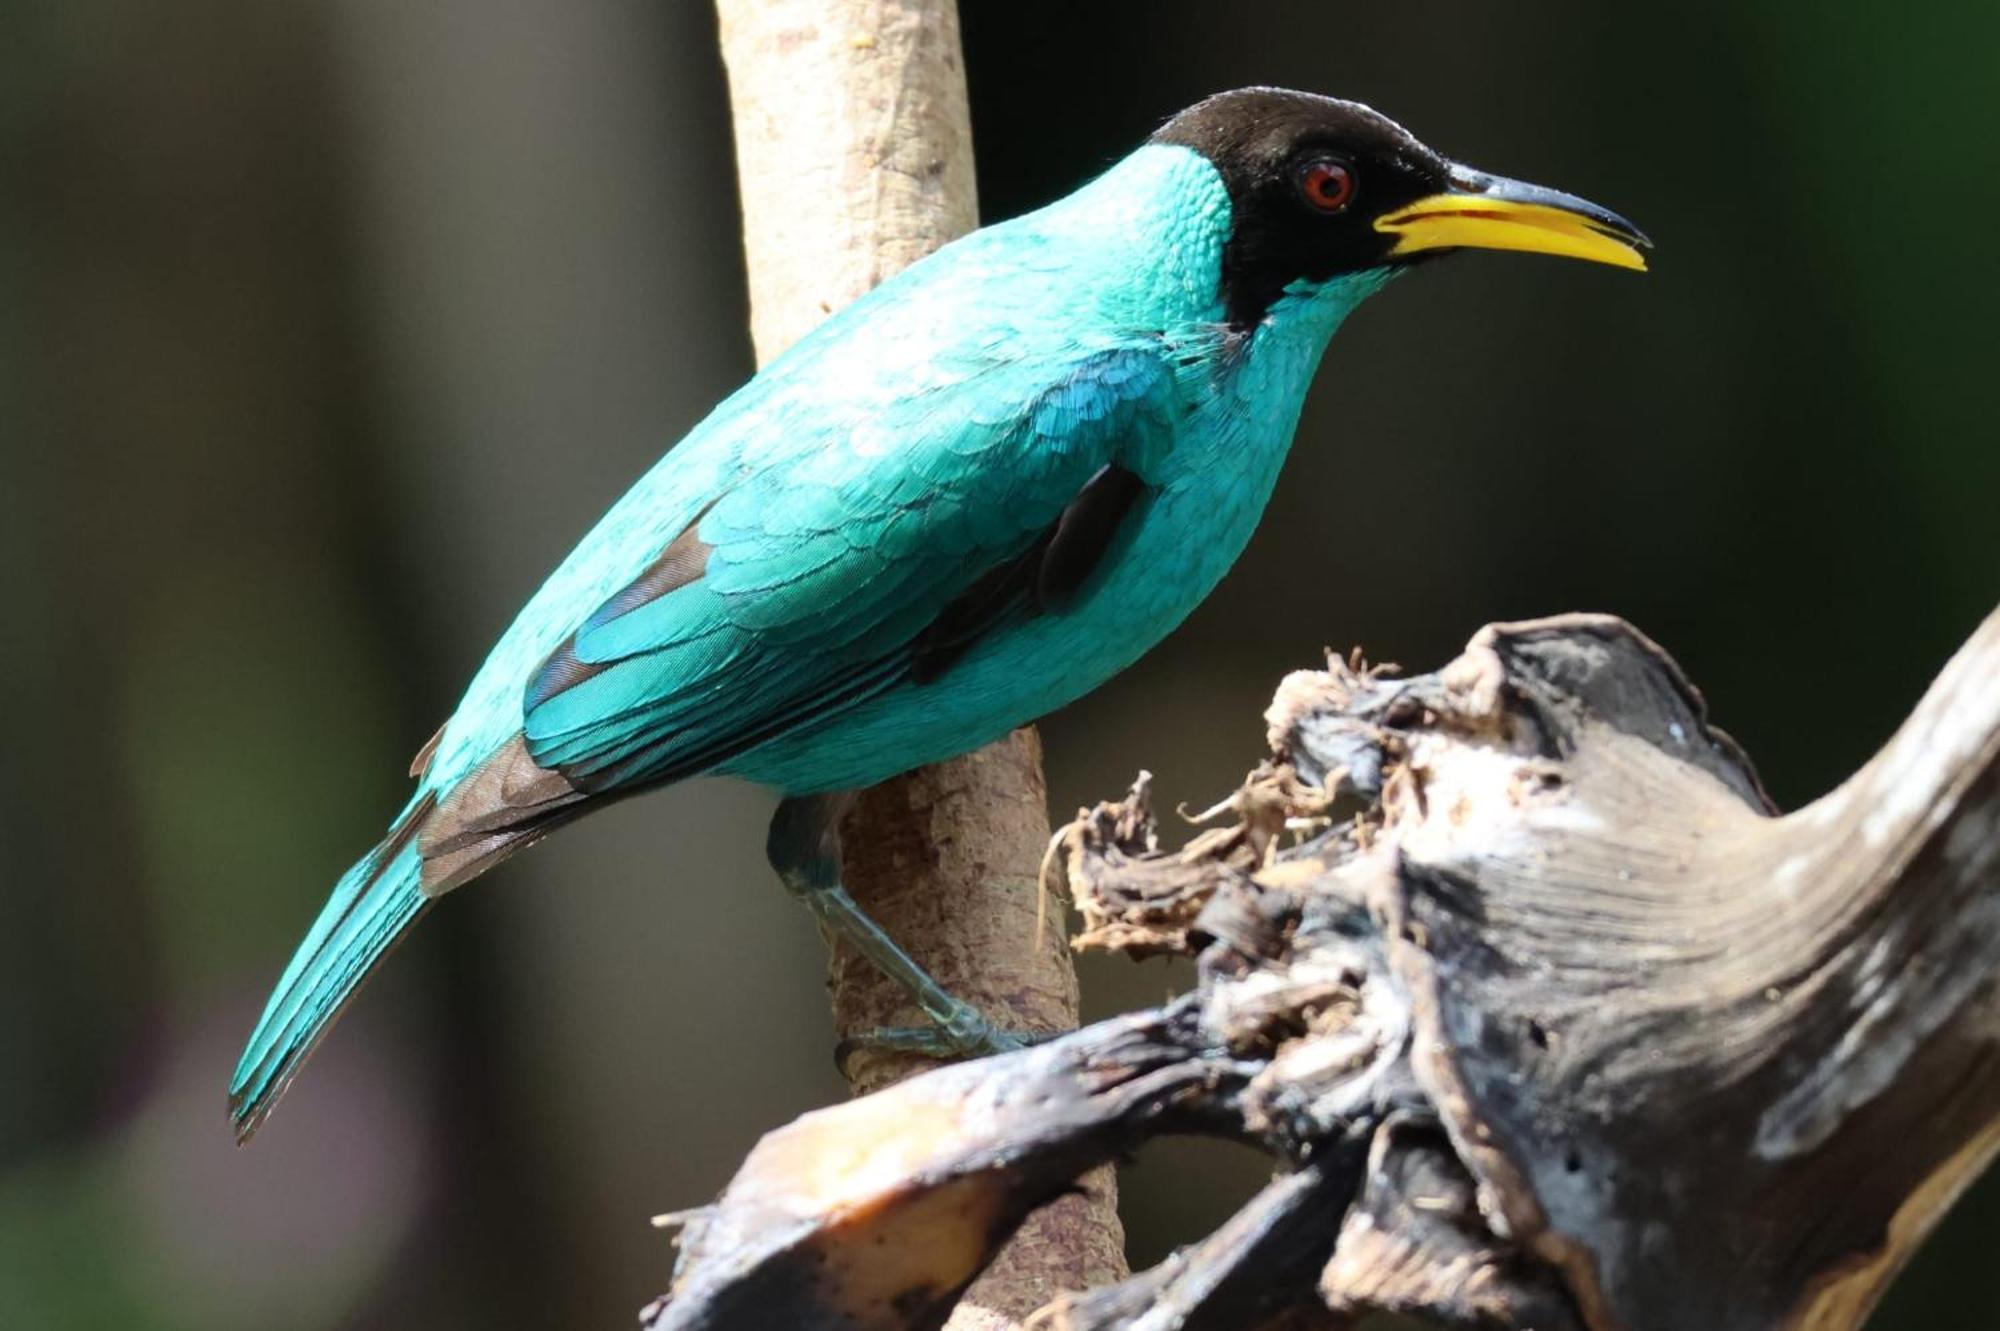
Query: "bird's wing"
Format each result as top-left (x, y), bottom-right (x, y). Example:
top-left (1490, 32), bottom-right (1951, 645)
top-left (516, 343), bottom-right (1177, 794)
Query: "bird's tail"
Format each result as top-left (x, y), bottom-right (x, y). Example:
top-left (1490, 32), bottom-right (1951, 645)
top-left (228, 793), bottom-right (437, 1142)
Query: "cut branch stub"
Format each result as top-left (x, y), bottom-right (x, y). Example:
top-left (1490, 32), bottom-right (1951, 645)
top-left (647, 610), bottom-right (2000, 1330)
top-left (644, 1005), bottom-right (1232, 1331)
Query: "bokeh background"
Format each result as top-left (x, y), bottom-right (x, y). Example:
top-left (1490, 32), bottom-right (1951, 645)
top-left (4, 1), bottom-right (1996, 1326)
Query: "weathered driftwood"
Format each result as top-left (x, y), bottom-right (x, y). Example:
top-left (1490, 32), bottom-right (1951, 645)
top-left (645, 610), bottom-right (2000, 1330)
top-left (713, 2), bottom-right (1123, 1324)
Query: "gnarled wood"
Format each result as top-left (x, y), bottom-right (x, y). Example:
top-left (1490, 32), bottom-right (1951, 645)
top-left (646, 607), bottom-right (1999, 1329)
top-left (1309, 614), bottom-right (2000, 1330)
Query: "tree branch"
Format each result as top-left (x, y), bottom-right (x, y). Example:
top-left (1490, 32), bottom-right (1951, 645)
top-left (644, 607), bottom-right (2000, 1329)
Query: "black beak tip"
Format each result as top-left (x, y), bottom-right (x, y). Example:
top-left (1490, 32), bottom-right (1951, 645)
top-left (1607, 210), bottom-right (1655, 251)
top-left (1450, 163), bottom-right (1652, 250)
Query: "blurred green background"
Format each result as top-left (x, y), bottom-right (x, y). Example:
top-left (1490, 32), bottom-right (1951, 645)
top-left (3, 1), bottom-right (1995, 1326)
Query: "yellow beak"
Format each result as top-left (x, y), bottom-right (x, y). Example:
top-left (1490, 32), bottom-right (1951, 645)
top-left (1374, 169), bottom-right (1650, 272)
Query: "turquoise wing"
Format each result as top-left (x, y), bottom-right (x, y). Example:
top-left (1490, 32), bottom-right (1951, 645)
top-left (519, 344), bottom-right (1176, 792)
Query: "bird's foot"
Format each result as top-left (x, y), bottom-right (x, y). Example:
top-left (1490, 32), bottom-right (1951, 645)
top-left (769, 793), bottom-right (1053, 1074)
top-left (835, 1010), bottom-right (1045, 1075)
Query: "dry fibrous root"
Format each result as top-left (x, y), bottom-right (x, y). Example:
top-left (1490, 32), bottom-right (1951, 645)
top-left (645, 611), bottom-right (2000, 1331)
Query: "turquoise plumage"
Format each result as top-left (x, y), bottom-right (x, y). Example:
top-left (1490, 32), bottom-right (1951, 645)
top-left (232, 89), bottom-right (1647, 1137)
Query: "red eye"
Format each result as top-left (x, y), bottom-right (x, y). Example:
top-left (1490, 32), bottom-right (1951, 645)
top-left (1298, 158), bottom-right (1356, 213)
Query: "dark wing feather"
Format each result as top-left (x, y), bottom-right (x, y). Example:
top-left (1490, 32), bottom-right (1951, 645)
top-left (911, 462), bottom-right (1146, 683)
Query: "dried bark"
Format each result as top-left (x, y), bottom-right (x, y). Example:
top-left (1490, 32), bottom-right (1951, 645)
top-left (644, 609), bottom-right (2000, 1330)
top-left (707, 4), bottom-right (1122, 1325)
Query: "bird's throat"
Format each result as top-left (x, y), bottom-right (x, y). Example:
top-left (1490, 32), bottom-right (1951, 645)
top-left (1264, 266), bottom-right (1400, 346)
top-left (1229, 265), bottom-right (1402, 420)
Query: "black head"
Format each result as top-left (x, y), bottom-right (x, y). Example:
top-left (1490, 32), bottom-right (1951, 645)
top-left (1153, 88), bottom-right (1649, 328)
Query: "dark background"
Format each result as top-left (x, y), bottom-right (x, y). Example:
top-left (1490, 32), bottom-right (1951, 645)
top-left (3, 2), bottom-right (1995, 1326)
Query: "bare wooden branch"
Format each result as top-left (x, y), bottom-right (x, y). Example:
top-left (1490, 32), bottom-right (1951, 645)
top-left (644, 1002), bottom-right (1226, 1331)
top-left (1346, 614), bottom-right (2000, 1330)
top-left (714, 0), bottom-right (978, 366)
top-left (707, 4), bottom-right (1120, 1325)
top-left (645, 607), bottom-right (2000, 1329)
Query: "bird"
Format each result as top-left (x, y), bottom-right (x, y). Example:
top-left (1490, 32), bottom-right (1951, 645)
top-left (230, 86), bottom-right (1648, 1139)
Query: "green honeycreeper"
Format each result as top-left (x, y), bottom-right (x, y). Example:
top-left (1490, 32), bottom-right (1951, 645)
top-left (231, 88), bottom-right (1648, 1139)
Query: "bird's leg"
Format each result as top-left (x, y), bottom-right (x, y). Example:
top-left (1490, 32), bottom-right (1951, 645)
top-left (767, 792), bottom-right (1028, 1062)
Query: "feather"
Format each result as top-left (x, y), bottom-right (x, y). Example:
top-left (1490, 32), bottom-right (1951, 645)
top-left (408, 724), bottom-right (444, 779)
top-left (228, 794), bottom-right (435, 1141)
top-left (516, 348), bottom-right (1174, 786)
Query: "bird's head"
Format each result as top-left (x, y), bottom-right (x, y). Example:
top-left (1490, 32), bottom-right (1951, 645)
top-left (1153, 87), bottom-right (1649, 327)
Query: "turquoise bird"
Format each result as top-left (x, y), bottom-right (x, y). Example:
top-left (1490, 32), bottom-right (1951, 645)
top-left (231, 88), bottom-right (1647, 1138)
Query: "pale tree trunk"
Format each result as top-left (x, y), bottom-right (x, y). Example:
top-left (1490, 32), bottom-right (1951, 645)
top-left (705, 4), bottom-right (1126, 1326)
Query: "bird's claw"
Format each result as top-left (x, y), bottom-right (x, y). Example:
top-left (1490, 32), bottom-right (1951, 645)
top-left (834, 1010), bottom-right (1046, 1074)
